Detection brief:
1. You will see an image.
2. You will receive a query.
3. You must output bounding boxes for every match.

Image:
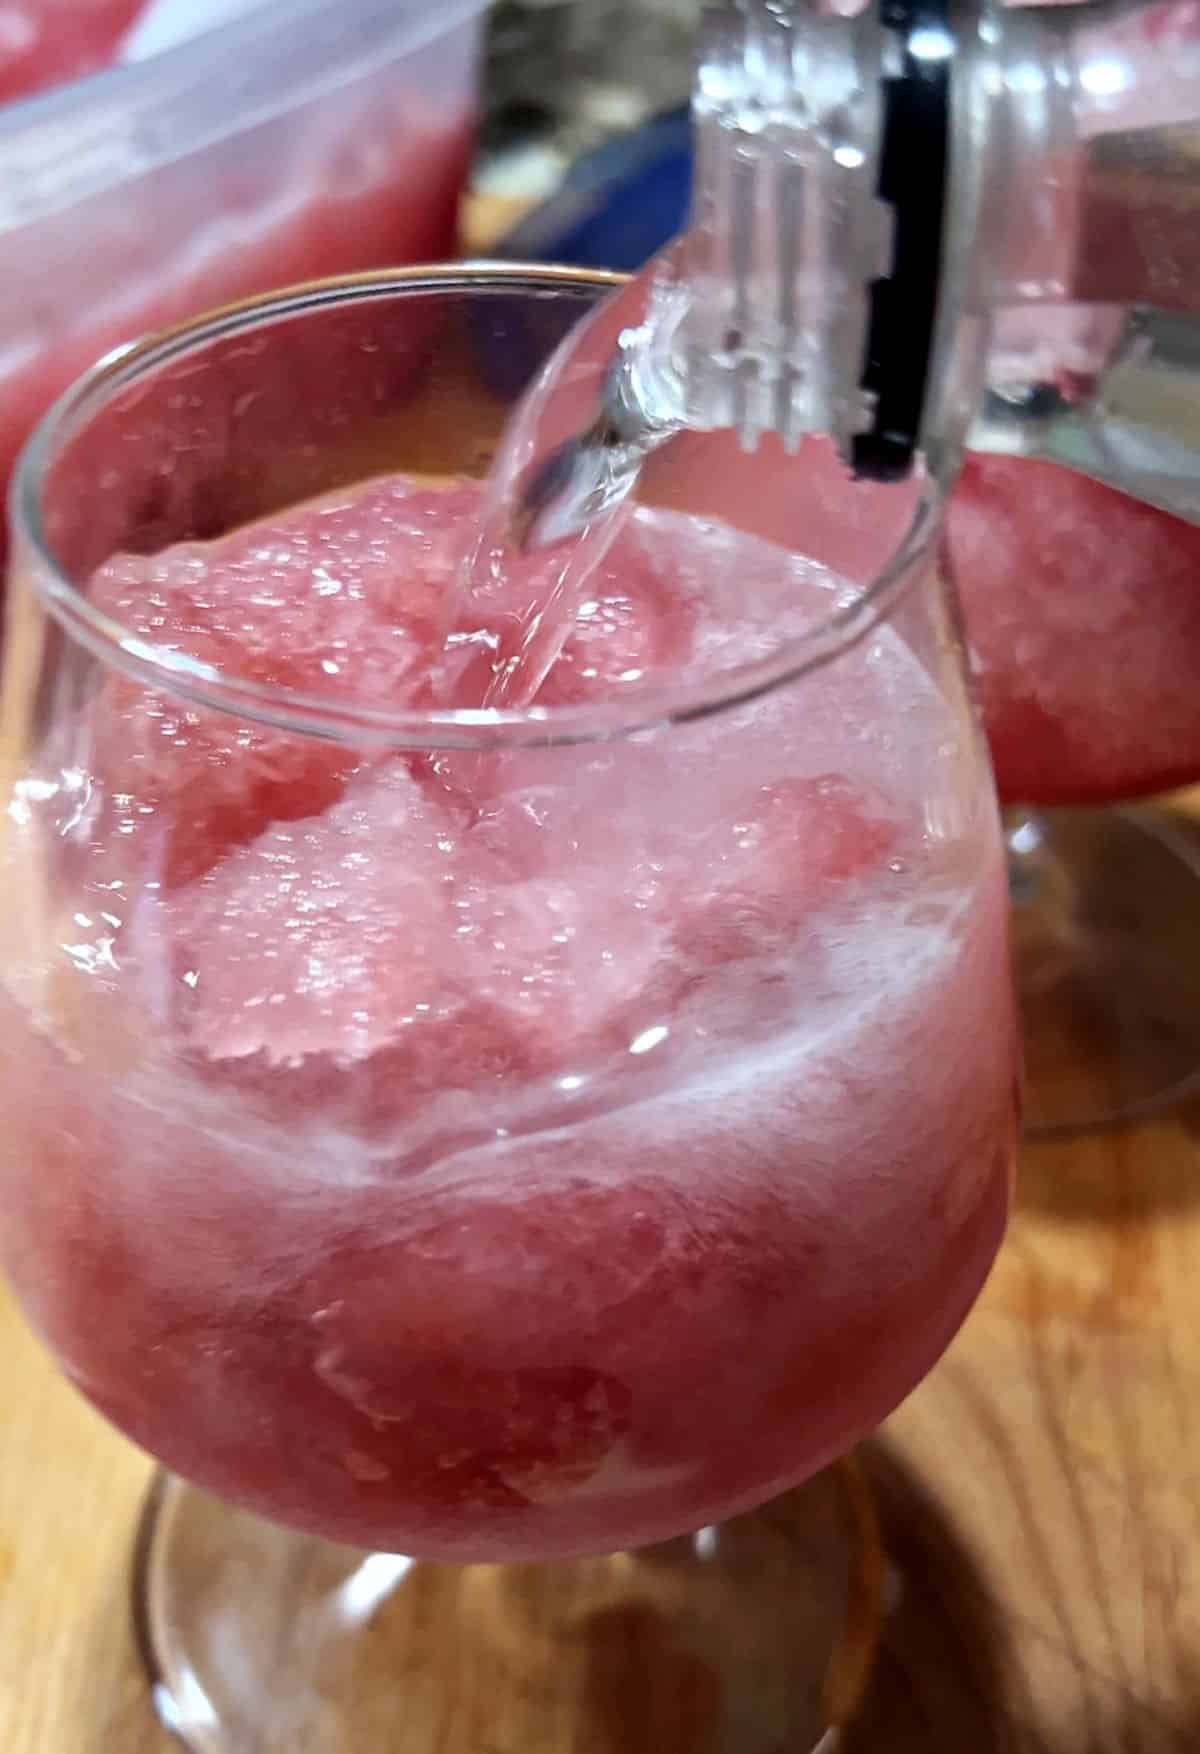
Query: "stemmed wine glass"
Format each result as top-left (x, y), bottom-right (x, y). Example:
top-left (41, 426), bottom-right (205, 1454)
top-left (948, 452), bottom-right (1200, 1138)
top-left (0, 266), bottom-right (1017, 1752)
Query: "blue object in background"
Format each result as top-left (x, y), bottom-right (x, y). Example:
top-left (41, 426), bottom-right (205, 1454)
top-left (497, 108), bottom-right (690, 273)
top-left (466, 112), bottom-right (688, 403)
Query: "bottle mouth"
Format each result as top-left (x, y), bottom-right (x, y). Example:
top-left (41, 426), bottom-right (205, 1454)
top-left (10, 265), bottom-right (941, 752)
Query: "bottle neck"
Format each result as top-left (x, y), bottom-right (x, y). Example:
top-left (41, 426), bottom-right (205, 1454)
top-left (597, 0), bottom-right (1200, 516)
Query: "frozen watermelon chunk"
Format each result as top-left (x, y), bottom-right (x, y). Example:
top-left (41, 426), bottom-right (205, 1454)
top-left (167, 754), bottom-right (672, 1084)
top-left (84, 474), bottom-right (908, 1089)
top-left (950, 455), bottom-right (1200, 805)
top-left (83, 477), bottom-right (482, 884)
top-left (0, 0), bottom-right (146, 105)
top-left (168, 761), bottom-right (464, 1065)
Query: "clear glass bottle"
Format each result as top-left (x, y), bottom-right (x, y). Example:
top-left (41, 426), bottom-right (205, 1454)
top-left (960, 0), bottom-right (1200, 521)
top-left (582, 0), bottom-right (1200, 519)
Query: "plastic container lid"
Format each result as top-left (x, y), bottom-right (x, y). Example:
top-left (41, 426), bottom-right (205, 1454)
top-left (0, 0), bottom-right (485, 229)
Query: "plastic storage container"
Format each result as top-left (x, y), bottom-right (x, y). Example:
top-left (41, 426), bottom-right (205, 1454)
top-left (0, 0), bottom-right (485, 534)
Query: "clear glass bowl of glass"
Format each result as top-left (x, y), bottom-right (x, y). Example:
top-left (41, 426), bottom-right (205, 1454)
top-left (0, 264), bottom-right (1018, 1751)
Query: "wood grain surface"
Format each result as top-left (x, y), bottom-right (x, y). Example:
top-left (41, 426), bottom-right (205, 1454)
top-left (2, 798), bottom-right (1199, 1753)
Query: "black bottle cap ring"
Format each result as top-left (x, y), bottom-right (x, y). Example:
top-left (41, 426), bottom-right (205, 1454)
top-left (852, 0), bottom-right (953, 483)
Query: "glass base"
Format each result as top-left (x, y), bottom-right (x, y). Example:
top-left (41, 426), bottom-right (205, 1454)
top-left (134, 1463), bottom-right (883, 1754)
top-left (1009, 804), bottom-right (1200, 1138)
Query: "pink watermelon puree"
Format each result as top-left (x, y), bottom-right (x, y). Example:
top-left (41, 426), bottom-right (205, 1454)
top-left (948, 455), bottom-right (1200, 806)
top-left (0, 107), bottom-right (473, 561)
top-left (0, 476), bottom-right (1015, 1560)
top-left (0, 0), bottom-right (144, 104)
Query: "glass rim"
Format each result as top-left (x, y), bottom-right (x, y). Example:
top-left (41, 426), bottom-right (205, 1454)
top-left (10, 263), bottom-right (941, 752)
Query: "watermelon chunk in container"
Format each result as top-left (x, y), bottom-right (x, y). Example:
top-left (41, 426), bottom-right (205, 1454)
top-left (0, 0), bottom-right (485, 558)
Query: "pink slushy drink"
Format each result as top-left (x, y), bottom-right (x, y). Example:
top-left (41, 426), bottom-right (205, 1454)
top-left (0, 471), bottom-right (1015, 1560)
